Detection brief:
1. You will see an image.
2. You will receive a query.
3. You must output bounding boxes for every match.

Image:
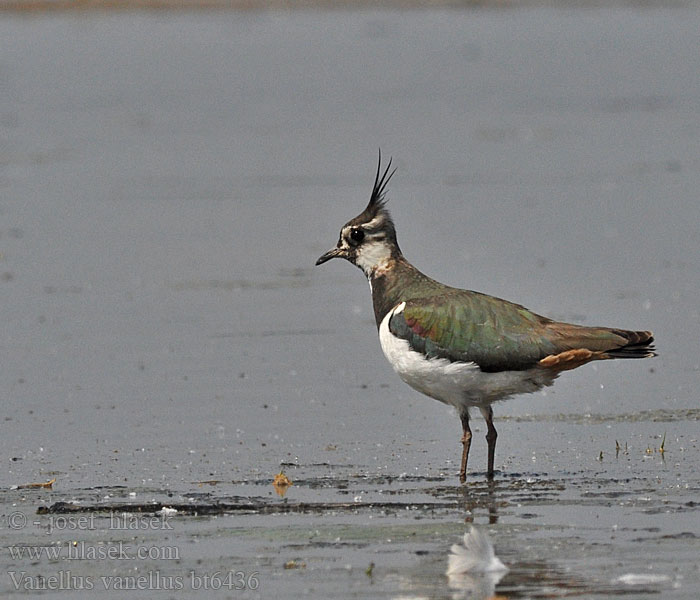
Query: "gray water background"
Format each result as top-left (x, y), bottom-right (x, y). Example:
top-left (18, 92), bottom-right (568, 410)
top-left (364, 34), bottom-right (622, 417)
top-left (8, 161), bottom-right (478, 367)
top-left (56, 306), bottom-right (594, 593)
top-left (1, 4), bottom-right (699, 598)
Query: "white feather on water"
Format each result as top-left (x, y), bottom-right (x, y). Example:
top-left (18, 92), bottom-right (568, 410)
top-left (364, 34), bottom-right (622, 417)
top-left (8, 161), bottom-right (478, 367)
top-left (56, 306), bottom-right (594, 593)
top-left (446, 526), bottom-right (508, 575)
top-left (446, 527), bottom-right (508, 598)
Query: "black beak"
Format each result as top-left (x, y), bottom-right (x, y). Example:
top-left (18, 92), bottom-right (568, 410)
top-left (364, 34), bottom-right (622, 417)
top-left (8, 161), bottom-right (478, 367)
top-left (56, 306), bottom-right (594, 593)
top-left (315, 247), bottom-right (344, 266)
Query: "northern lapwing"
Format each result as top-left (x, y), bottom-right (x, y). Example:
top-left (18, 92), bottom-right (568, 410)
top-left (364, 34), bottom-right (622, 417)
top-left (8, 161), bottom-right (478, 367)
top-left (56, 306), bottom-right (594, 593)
top-left (316, 154), bottom-right (655, 483)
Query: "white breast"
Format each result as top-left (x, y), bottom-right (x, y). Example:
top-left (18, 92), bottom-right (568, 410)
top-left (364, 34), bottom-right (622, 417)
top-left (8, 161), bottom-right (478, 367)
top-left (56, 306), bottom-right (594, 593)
top-left (378, 302), bottom-right (555, 411)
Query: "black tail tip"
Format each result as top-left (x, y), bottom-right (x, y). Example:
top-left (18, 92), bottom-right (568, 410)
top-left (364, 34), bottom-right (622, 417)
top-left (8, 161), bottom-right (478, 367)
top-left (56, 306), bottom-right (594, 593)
top-left (609, 331), bottom-right (656, 358)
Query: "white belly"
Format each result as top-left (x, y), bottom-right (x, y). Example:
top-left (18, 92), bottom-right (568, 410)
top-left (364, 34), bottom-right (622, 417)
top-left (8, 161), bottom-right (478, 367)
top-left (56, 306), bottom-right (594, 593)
top-left (378, 302), bottom-right (555, 412)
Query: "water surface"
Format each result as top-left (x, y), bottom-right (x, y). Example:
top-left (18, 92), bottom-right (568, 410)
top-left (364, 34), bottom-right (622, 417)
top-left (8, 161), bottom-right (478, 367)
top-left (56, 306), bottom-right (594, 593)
top-left (1, 5), bottom-right (699, 598)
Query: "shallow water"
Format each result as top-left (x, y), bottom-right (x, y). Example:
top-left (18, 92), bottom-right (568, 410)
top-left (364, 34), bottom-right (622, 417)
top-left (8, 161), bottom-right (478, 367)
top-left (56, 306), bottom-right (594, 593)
top-left (1, 5), bottom-right (699, 598)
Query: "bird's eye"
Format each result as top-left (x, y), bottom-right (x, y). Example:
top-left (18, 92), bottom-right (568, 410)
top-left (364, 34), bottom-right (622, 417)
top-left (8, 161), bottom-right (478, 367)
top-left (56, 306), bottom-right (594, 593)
top-left (350, 228), bottom-right (365, 243)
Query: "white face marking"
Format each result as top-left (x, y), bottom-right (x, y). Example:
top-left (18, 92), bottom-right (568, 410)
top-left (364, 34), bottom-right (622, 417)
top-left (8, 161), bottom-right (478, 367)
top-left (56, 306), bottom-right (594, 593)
top-left (378, 303), bottom-right (557, 411)
top-left (355, 238), bottom-right (392, 277)
top-left (338, 221), bottom-right (393, 278)
top-left (362, 215), bottom-right (384, 230)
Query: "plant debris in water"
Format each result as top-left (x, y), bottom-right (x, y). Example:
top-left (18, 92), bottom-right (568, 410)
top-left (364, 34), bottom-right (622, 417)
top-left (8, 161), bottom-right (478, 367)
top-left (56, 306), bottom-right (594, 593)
top-left (14, 477), bottom-right (56, 490)
top-left (273, 472), bottom-right (293, 497)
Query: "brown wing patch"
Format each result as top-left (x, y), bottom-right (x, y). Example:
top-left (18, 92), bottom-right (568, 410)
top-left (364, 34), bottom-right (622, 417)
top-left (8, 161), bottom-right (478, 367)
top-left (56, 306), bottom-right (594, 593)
top-left (538, 348), bottom-right (605, 371)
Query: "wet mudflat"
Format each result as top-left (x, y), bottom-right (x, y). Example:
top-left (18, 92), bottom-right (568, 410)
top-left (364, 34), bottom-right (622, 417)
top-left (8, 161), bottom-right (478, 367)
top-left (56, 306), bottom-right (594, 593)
top-left (1, 4), bottom-right (699, 598)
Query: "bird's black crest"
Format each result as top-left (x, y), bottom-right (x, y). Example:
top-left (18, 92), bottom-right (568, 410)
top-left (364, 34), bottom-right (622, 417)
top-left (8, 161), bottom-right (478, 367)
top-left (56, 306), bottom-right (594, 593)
top-left (348, 151), bottom-right (397, 232)
top-left (368, 150), bottom-right (397, 213)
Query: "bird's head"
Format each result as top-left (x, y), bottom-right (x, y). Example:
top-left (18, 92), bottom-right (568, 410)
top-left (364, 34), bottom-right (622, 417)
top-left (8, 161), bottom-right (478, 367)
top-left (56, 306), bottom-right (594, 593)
top-left (316, 154), bottom-right (400, 277)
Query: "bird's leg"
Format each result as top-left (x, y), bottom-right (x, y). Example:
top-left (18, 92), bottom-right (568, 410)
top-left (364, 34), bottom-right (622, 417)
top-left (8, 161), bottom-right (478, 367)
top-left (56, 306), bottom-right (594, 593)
top-left (459, 411), bottom-right (472, 484)
top-left (480, 405), bottom-right (498, 478)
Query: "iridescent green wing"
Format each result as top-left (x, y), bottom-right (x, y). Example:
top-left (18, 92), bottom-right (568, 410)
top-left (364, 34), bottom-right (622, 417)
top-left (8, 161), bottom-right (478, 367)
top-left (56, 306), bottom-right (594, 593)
top-left (388, 291), bottom-right (560, 372)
